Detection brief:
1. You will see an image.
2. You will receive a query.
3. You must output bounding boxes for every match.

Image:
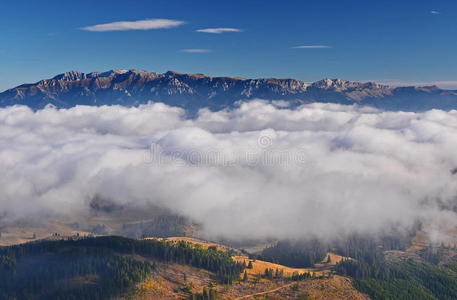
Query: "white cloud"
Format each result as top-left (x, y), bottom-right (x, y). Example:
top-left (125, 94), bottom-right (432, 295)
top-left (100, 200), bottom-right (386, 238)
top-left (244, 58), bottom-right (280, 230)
top-left (81, 19), bottom-right (185, 32)
top-left (431, 10), bottom-right (441, 15)
top-left (293, 45), bottom-right (331, 49)
top-left (196, 28), bottom-right (242, 34)
top-left (2, 101), bottom-right (457, 242)
top-left (180, 49), bottom-right (212, 53)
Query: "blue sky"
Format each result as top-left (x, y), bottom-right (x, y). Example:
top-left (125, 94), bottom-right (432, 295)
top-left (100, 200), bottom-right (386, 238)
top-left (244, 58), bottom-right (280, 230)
top-left (0, 0), bottom-right (456, 91)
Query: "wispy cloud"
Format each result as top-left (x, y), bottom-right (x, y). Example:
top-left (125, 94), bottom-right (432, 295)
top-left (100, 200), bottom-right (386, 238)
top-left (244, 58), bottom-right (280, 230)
top-left (81, 19), bottom-right (185, 32)
top-left (430, 10), bottom-right (441, 15)
top-left (180, 49), bottom-right (212, 53)
top-left (196, 28), bottom-right (242, 34)
top-left (293, 45), bottom-right (331, 49)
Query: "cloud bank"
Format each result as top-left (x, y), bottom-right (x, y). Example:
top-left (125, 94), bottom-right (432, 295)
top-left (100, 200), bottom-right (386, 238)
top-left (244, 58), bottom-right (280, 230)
top-left (1, 101), bottom-right (457, 241)
top-left (81, 19), bottom-right (185, 32)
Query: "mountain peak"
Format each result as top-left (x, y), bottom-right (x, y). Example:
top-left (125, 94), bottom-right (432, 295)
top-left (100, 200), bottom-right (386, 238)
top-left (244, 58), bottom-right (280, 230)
top-left (104, 69), bottom-right (130, 75)
top-left (53, 69), bottom-right (153, 81)
top-left (312, 78), bottom-right (352, 89)
top-left (95, 69), bottom-right (131, 78)
top-left (165, 71), bottom-right (183, 76)
top-left (311, 78), bottom-right (389, 91)
top-left (52, 71), bottom-right (86, 81)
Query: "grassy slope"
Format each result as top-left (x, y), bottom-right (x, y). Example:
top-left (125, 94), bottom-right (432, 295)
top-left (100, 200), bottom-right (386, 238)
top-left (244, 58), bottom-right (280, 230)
top-left (134, 237), bottom-right (369, 300)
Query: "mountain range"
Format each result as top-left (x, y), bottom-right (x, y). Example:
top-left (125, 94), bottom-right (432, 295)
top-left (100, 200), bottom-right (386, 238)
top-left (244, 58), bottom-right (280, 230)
top-left (1, 69), bottom-right (457, 112)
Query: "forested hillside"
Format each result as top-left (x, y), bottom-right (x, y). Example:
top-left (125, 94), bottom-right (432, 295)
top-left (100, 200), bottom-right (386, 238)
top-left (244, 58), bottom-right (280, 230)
top-left (333, 237), bottom-right (457, 300)
top-left (0, 236), bottom-right (244, 300)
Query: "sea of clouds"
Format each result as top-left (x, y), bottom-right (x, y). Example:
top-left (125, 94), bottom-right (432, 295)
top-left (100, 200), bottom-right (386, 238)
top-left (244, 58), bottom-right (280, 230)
top-left (2, 100), bottom-right (457, 241)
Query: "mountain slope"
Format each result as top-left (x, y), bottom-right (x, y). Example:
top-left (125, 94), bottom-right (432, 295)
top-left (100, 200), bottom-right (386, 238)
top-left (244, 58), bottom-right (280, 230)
top-left (0, 236), bottom-right (370, 300)
top-left (1, 69), bottom-right (457, 112)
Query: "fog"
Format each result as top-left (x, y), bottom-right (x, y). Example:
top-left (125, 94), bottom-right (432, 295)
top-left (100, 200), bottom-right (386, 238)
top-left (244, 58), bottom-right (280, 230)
top-left (1, 100), bottom-right (457, 241)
